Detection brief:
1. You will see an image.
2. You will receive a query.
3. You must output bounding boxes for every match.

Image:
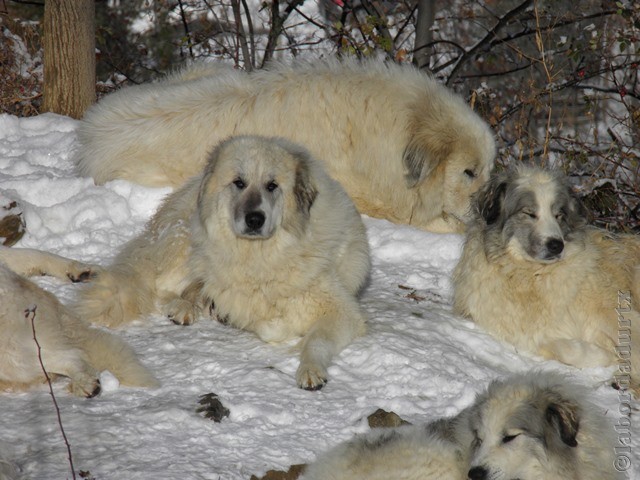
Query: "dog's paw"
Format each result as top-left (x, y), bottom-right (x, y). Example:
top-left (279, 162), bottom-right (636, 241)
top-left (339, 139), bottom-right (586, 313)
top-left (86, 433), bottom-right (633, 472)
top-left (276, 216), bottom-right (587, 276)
top-left (66, 262), bottom-right (102, 283)
top-left (68, 376), bottom-right (101, 398)
top-left (166, 298), bottom-right (201, 326)
top-left (209, 301), bottom-right (229, 324)
top-left (296, 363), bottom-right (328, 391)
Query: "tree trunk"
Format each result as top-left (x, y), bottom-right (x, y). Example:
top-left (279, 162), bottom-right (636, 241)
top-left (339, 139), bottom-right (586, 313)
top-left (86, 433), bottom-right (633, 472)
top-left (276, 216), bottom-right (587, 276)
top-left (43, 0), bottom-right (96, 119)
top-left (413, 0), bottom-right (436, 71)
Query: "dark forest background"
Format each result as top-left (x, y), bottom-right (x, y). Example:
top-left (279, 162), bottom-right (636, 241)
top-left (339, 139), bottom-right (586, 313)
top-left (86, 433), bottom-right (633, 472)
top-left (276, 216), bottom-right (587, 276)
top-left (1, 0), bottom-right (639, 231)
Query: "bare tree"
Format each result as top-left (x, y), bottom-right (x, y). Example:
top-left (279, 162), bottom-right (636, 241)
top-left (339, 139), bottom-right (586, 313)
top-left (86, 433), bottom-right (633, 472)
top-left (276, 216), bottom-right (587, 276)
top-left (412, 0), bottom-right (435, 71)
top-left (42, 0), bottom-right (95, 119)
top-left (261, 0), bottom-right (306, 67)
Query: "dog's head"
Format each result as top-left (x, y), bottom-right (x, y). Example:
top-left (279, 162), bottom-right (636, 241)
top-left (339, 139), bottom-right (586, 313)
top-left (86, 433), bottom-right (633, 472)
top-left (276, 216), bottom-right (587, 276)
top-left (197, 136), bottom-right (318, 240)
top-left (402, 94), bottom-right (496, 231)
top-left (472, 166), bottom-right (587, 262)
top-left (463, 376), bottom-right (583, 480)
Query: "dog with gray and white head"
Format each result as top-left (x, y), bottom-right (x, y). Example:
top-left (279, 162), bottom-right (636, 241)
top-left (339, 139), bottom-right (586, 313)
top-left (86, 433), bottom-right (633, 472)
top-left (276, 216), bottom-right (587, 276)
top-left (302, 372), bottom-right (623, 480)
top-left (471, 167), bottom-right (587, 263)
top-left (453, 165), bottom-right (640, 396)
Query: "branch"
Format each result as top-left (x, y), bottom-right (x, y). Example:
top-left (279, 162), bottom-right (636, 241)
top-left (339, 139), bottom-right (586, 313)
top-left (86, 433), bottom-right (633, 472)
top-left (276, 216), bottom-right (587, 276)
top-left (573, 83), bottom-right (640, 101)
top-left (360, 0), bottom-right (394, 59)
top-left (27, 306), bottom-right (76, 480)
top-left (487, 9), bottom-right (619, 51)
top-left (241, 0), bottom-right (257, 68)
top-left (446, 0), bottom-right (534, 85)
top-left (456, 61), bottom-right (533, 79)
top-left (497, 62), bottom-right (638, 123)
top-left (261, 0), bottom-right (306, 68)
top-left (177, 0), bottom-right (195, 59)
top-left (230, 0), bottom-right (252, 70)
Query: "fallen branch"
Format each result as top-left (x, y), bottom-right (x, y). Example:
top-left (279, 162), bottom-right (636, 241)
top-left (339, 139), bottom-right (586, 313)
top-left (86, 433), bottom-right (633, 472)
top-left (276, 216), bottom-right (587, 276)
top-left (26, 306), bottom-right (76, 480)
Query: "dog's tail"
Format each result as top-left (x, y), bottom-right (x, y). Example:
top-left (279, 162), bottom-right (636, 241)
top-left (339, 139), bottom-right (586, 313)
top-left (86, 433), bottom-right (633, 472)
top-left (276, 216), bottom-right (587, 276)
top-left (81, 326), bottom-right (159, 388)
top-left (74, 264), bottom-right (155, 328)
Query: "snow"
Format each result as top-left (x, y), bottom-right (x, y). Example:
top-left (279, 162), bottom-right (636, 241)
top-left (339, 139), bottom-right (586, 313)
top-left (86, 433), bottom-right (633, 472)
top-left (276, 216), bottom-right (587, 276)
top-left (0, 113), bottom-right (637, 479)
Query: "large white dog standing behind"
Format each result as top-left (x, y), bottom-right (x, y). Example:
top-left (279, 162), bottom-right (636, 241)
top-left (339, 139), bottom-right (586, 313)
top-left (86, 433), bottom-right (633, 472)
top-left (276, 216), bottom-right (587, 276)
top-left (0, 247), bottom-right (158, 397)
top-left (453, 166), bottom-right (640, 395)
top-left (75, 136), bottom-right (371, 390)
top-left (303, 373), bottom-right (623, 480)
top-left (75, 59), bottom-right (495, 233)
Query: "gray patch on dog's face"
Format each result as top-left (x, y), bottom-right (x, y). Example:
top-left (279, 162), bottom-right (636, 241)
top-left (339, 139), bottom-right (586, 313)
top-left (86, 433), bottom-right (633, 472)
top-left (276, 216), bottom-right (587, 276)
top-left (476, 168), bottom-right (586, 263)
top-left (465, 382), bottom-right (582, 480)
top-left (230, 175), bottom-right (283, 239)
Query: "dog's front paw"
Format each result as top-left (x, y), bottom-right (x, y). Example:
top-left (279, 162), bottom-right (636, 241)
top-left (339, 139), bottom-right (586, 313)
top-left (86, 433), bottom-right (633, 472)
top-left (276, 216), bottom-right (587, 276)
top-left (296, 363), bottom-right (328, 391)
top-left (66, 262), bottom-right (102, 283)
top-left (165, 298), bottom-right (201, 326)
top-left (68, 376), bottom-right (101, 398)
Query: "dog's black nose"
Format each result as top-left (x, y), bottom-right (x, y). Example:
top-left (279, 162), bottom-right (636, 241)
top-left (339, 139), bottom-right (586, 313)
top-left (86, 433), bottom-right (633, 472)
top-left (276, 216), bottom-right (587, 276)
top-left (546, 238), bottom-right (564, 256)
top-left (468, 466), bottom-right (488, 480)
top-left (245, 211), bottom-right (265, 230)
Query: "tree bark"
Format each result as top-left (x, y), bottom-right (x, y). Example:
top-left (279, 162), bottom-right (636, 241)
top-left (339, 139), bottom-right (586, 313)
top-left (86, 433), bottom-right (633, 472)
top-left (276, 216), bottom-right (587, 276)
top-left (43, 0), bottom-right (96, 119)
top-left (413, 0), bottom-right (435, 71)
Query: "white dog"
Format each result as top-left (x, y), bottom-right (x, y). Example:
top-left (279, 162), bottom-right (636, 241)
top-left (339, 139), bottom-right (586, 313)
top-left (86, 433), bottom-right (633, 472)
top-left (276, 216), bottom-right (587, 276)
top-left (75, 136), bottom-right (371, 390)
top-left (453, 166), bottom-right (640, 395)
top-left (302, 373), bottom-right (623, 480)
top-left (0, 246), bottom-right (158, 397)
top-left (75, 58), bottom-right (496, 233)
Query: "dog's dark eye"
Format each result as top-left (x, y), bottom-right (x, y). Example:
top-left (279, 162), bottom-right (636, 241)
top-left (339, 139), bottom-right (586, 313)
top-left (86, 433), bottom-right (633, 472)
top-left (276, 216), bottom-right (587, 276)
top-left (472, 429), bottom-right (483, 447)
top-left (522, 210), bottom-right (537, 219)
top-left (502, 434), bottom-right (519, 444)
top-left (233, 179), bottom-right (246, 189)
top-left (464, 169), bottom-right (477, 179)
top-left (266, 181), bottom-right (278, 192)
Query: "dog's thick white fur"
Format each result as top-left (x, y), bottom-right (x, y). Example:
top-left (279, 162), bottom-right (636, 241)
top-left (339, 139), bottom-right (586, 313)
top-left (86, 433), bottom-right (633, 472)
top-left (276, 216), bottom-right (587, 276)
top-left (75, 136), bottom-right (370, 390)
top-left (453, 166), bottom-right (640, 395)
top-left (75, 59), bottom-right (496, 233)
top-left (302, 373), bottom-right (623, 480)
top-left (0, 246), bottom-right (158, 397)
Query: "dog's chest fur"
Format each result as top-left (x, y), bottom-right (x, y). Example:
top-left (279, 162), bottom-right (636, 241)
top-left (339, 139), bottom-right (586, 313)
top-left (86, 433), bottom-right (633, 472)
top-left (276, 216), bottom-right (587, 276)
top-left (453, 230), bottom-right (606, 345)
top-left (193, 230), bottom-right (336, 342)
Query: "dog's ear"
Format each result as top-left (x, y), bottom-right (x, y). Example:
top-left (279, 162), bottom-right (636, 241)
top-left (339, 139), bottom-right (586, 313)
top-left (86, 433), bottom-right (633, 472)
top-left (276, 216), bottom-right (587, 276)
top-left (294, 159), bottom-right (318, 215)
top-left (564, 188), bottom-right (589, 230)
top-left (402, 140), bottom-right (441, 188)
top-left (545, 399), bottom-right (580, 447)
top-left (473, 172), bottom-right (508, 225)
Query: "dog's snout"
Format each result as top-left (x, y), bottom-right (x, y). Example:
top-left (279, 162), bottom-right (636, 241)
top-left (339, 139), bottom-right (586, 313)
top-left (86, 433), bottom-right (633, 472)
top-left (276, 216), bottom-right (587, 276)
top-left (245, 211), bottom-right (265, 230)
top-left (468, 466), bottom-right (488, 480)
top-left (546, 238), bottom-right (564, 256)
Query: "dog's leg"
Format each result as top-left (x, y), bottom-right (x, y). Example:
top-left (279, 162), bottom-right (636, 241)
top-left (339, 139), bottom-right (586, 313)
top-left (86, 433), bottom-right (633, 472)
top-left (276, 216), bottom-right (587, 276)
top-left (296, 295), bottom-right (366, 390)
top-left (39, 348), bottom-right (102, 398)
top-left (0, 246), bottom-right (99, 282)
top-left (621, 309), bottom-right (640, 397)
top-left (162, 280), bottom-right (207, 326)
top-left (538, 338), bottom-right (613, 368)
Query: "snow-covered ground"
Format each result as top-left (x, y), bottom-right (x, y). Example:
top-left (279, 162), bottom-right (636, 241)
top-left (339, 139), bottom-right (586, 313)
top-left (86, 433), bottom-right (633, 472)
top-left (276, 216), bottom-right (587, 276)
top-left (0, 113), bottom-right (637, 479)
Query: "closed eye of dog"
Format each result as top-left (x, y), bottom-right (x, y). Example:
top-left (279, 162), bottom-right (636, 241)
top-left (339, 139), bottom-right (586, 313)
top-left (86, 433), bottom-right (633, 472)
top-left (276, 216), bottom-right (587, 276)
top-left (501, 433), bottom-right (520, 444)
top-left (521, 209), bottom-right (537, 219)
top-left (464, 169), bottom-right (477, 179)
top-left (266, 181), bottom-right (278, 192)
top-left (472, 429), bottom-right (483, 448)
top-left (233, 178), bottom-right (246, 189)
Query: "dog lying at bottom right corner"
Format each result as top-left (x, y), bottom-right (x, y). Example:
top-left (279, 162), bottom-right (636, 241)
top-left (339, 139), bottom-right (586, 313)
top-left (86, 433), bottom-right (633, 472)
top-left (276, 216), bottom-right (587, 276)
top-left (302, 372), bottom-right (624, 480)
top-left (452, 166), bottom-right (640, 396)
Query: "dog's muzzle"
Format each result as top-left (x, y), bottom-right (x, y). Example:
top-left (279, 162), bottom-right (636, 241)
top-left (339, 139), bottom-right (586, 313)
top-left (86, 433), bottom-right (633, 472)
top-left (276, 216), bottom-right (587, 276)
top-left (244, 211), bottom-right (266, 234)
top-left (543, 237), bottom-right (564, 260)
